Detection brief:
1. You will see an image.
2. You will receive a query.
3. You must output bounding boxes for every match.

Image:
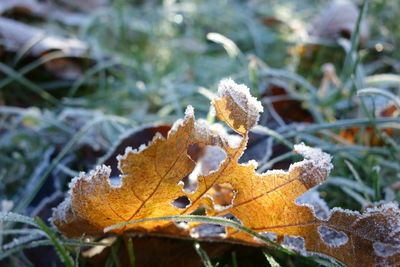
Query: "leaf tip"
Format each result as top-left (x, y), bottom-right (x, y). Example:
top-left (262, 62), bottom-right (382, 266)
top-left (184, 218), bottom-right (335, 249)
top-left (213, 78), bottom-right (263, 134)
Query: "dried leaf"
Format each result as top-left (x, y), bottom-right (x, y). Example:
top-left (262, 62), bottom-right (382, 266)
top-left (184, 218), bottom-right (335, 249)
top-left (309, 0), bottom-right (369, 44)
top-left (338, 126), bottom-right (394, 146)
top-left (0, 17), bottom-right (86, 57)
top-left (53, 79), bottom-right (400, 267)
top-left (0, 0), bottom-right (88, 26)
top-left (100, 124), bottom-right (171, 177)
top-left (261, 82), bottom-right (313, 124)
top-left (213, 78), bottom-right (263, 134)
top-left (338, 103), bottom-right (397, 146)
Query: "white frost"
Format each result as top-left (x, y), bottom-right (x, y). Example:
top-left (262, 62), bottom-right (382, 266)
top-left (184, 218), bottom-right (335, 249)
top-left (169, 105), bottom-right (194, 136)
top-left (51, 196), bottom-right (72, 223)
top-left (198, 120), bottom-right (242, 149)
top-left (68, 165), bottom-right (111, 191)
top-left (217, 78), bottom-right (263, 113)
top-left (293, 143), bottom-right (333, 172)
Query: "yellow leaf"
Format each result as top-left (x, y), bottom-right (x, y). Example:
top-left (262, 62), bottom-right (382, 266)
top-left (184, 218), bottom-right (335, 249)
top-left (213, 79), bottom-right (263, 134)
top-left (53, 79), bottom-right (400, 267)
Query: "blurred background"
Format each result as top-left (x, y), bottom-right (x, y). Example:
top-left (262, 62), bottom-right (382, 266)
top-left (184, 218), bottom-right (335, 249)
top-left (0, 0), bottom-right (399, 266)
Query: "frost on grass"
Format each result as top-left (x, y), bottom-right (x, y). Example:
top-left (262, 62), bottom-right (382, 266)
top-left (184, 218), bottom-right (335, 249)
top-left (52, 79), bottom-right (400, 267)
top-left (0, 212), bottom-right (36, 226)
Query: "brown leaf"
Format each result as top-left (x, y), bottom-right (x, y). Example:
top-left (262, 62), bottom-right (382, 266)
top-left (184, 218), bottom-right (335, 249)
top-left (0, 16), bottom-right (86, 80)
top-left (261, 82), bottom-right (313, 123)
top-left (213, 78), bottom-right (263, 134)
top-left (338, 103), bottom-right (398, 146)
top-left (52, 79), bottom-right (400, 267)
top-left (0, 17), bottom-right (86, 57)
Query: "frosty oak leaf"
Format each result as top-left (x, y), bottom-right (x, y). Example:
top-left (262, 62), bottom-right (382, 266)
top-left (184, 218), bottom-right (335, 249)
top-left (52, 79), bottom-right (400, 267)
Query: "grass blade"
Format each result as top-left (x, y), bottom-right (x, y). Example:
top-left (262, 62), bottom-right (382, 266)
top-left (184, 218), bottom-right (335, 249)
top-left (0, 212), bottom-right (37, 227)
top-left (0, 240), bottom-right (52, 260)
top-left (126, 237), bottom-right (135, 267)
top-left (194, 242), bottom-right (213, 267)
top-left (357, 87), bottom-right (400, 110)
top-left (262, 248), bottom-right (281, 267)
top-left (34, 217), bottom-right (74, 267)
top-left (104, 214), bottom-right (323, 265)
top-left (0, 62), bottom-right (58, 104)
top-left (341, 0), bottom-right (369, 80)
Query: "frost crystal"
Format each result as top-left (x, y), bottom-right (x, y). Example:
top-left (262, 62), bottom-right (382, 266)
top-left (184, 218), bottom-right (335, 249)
top-left (293, 143), bottom-right (333, 172)
top-left (213, 78), bottom-right (263, 133)
top-left (169, 105), bottom-right (194, 135)
top-left (217, 78), bottom-right (263, 114)
top-left (68, 165), bottom-right (111, 191)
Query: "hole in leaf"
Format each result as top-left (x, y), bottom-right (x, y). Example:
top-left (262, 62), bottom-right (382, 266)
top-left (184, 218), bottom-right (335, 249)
top-left (222, 213), bottom-right (242, 224)
top-left (109, 176), bottom-right (122, 187)
top-left (190, 223), bottom-right (226, 238)
top-left (190, 206), bottom-right (206, 216)
top-left (190, 213), bottom-right (240, 239)
top-left (182, 145), bottom-right (227, 193)
top-left (208, 183), bottom-right (237, 211)
top-left (180, 175), bottom-right (192, 192)
top-left (283, 235), bottom-right (305, 250)
top-left (182, 172), bottom-right (198, 193)
top-left (187, 143), bottom-right (206, 162)
top-left (260, 232), bottom-right (277, 242)
top-left (318, 226), bottom-right (348, 247)
top-left (373, 242), bottom-right (400, 257)
top-left (171, 196), bottom-right (191, 209)
top-left (200, 146), bottom-right (227, 175)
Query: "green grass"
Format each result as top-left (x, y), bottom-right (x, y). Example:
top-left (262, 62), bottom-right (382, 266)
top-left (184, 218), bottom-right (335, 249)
top-left (0, 0), bottom-right (399, 266)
